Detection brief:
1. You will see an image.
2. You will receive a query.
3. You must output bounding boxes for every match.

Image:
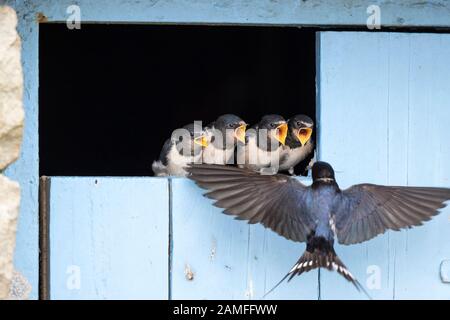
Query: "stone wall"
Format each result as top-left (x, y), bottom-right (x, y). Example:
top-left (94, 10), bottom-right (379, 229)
top-left (0, 6), bottom-right (25, 299)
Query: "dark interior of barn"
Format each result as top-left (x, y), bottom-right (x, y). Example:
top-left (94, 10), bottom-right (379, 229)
top-left (39, 24), bottom-right (316, 176)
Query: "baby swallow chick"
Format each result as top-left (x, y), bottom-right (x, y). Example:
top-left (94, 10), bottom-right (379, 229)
top-left (237, 114), bottom-right (288, 174)
top-left (202, 114), bottom-right (247, 165)
top-left (279, 115), bottom-right (314, 175)
top-left (152, 123), bottom-right (208, 177)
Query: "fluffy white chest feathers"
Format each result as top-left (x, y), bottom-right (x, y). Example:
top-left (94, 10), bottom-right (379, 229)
top-left (279, 141), bottom-right (314, 171)
top-left (238, 135), bottom-right (283, 170)
top-left (166, 143), bottom-right (201, 176)
top-left (202, 144), bottom-right (235, 164)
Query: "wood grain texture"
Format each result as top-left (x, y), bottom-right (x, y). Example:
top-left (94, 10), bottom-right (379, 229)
top-left (318, 31), bottom-right (450, 299)
top-left (49, 177), bottom-right (169, 299)
top-left (171, 177), bottom-right (318, 300)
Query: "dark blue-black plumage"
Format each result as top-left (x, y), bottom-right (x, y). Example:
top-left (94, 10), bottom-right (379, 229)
top-left (279, 114), bottom-right (315, 175)
top-left (186, 161), bottom-right (450, 297)
top-left (152, 123), bottom-right (207, 176)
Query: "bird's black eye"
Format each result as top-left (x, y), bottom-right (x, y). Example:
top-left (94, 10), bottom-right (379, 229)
top-left (227, 123), bottom-right (234, 128)
top-left (297, 121), bottom-right (301, 126)
top-left (270, 123), bottom-right (276, 128)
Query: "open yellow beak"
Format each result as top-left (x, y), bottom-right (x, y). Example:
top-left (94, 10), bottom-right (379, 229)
top-left (296, 127), bottom-right (313, 146)
top-left (194, 135), bottom-right (208, 147)
top-left (234, 124), bottom-right (247, 143)
top-left (274, 123), bottom-right (288, 146)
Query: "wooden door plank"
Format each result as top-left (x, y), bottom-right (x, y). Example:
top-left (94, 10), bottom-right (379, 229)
top-left (318, 32), bottom-right (392, 300)
top-left (318, 31), bottom-right (450, 299)
top-left (393, 34), bottom-right (450, 299)
top-left (49, 177), bottom-right (169, 299)
top-left (171, 178), bottom-right (318, 300)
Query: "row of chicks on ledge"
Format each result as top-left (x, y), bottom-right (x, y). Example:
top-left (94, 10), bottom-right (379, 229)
top-left (152, 114), bottom-right (315, 177)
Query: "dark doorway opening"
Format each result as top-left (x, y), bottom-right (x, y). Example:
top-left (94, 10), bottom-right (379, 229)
top-left (39, 24), bottom-right (316, 176)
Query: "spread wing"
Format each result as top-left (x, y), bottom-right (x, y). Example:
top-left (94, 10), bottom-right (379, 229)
top-left (334, 184), bottom-right (450, 245)
top-left (186, 164), bottom-right (315, 242)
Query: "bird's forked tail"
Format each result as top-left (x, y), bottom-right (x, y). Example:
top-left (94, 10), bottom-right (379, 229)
top-left (264, 237), bottom-right (371, 299)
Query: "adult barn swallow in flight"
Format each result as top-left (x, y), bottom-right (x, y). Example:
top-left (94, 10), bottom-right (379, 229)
top-left (279, 115), bottom-right (314, 175)
top-left (186, 162), bottom-right (450, 296)
top-left (237, 114), bottom-right (288, 173)
top-left (202, 114), bottom-right (247, 165)
top-left (152, 123), bottom-right (208, 177)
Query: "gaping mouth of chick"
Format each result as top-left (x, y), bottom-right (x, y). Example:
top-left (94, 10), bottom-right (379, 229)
top-left (274, 123), bottom-right (288, 145)
top-left (234, 124), bottom-right (247, 143)
top-left (295, 127), bottom-right (313, 146)
top-left (194, 135), bottom-right (208, 147)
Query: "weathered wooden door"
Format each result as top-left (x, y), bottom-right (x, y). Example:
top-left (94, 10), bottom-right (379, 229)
top-left (48, 31), bottom-right (450, 299)
top-left (317, 32), bottom-right (450, 299)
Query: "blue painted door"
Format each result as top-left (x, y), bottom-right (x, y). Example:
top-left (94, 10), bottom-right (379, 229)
top-left (49, 177), bottom-right (169, 299)
top-left (171, 178), bottom-right (318, 300)
top-left (48, 31), bottom-right (450, 299)
top-left (318, 32), bottom-right (450, 299)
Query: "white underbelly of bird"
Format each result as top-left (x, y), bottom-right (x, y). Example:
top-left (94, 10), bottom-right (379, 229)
top-left (153, 144), bottom-right (202, 177)
top-left (279, 141), bottom-right (314, 171)
top-left (202, 145), bottom-right (235, 165)
top-left (238, 137), bottom-right (283, 171)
